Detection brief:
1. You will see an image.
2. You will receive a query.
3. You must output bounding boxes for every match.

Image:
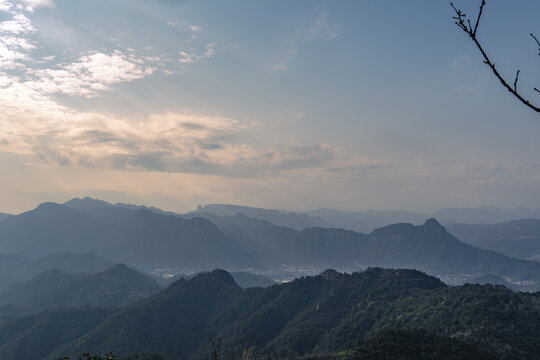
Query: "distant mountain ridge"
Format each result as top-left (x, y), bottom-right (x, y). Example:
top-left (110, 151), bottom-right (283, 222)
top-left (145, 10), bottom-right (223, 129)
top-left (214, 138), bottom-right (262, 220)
top-left (191, 204), bottom-right (323, 230)
top-left (0, 201), bottom-right (253, 270)
top-left (446, 219), bottom-right (540, 260)
top-left (64, 197), bottom-right (179, 216)
top-left (192, 203), bottom-right (540, 233)
top-left (0, 264), bottom-right (162, 315)
top-left (188, 211), bottom-right (540, 290)
top-left (0, 252), bottom-right (114, 288)
top-left (3, 198), bottom-right (540, 290)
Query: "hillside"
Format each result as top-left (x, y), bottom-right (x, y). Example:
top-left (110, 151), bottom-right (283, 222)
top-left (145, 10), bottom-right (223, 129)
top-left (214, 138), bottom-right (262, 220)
top-left (0, 268), bottom-right (528, 360)
top-left (157, 270), bottom-right (275, 289)
top-left (0, 308), bottom-right (114, 360)
top-left (0, 264), bottom-right (163, 314)
top-left (0, 252), bottom-right (114, 287)
top-left (329, 328), bottom-right (499, 360)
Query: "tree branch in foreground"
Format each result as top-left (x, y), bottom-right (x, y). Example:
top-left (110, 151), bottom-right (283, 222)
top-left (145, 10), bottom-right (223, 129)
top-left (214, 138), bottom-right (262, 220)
top-left (451, 1), bottom-right (540, 114)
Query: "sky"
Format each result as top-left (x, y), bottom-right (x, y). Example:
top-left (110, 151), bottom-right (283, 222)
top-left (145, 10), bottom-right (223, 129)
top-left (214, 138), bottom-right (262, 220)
top-left (0, 0), bottom-right (539, 214)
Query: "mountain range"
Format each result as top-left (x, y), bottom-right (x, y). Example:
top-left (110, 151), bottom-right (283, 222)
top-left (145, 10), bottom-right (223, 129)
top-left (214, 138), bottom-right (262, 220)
top-left (446, 219), bottom-right (540, 261)
top-left (195, 203), bottom-right (540, 233)
top-left (0, 202), bottom-right (253, 271)
top-left (188, 212), bottom-right (540, 290)
top-left (0, 268), bottom-right (537, 360)
top-left (2, 198), bottom-right (540, 290)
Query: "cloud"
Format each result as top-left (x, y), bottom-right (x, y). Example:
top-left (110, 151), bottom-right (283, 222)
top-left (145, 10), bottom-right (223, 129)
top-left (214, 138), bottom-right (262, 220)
top-left (179, 42), bottom-right (215, 64)
top-left (17, 0), bottom-right (53, 11)
top-left (0, 82), bottom-right (386, 178)
top-left (28, 50), bottom-right (155, 96)
top-left (0, 1), bottom-right (385, 181)
top-left (271, 63), bottom-right (287, 72)
top-left (0, 0), bottom-right (53, 13)
top-left (270, 13), bottom-right (339, 72)
top-left (0, 13), bottom-right (35, 68)
top-left (0, 7), bottom-right (155, 96)
top-left (0, 1), bottom-right (12, 12)
top-left (308, 13), bottom-right (339, 41)
top-left (0, 13), bottom-right (34, 34)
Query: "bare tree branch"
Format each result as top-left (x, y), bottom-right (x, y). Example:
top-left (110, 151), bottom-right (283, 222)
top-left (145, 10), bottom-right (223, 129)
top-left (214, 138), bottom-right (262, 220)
top-left (451, 1), bottom-right (540, 114)
top-left (473, 0), bottom-right (486, 36)
top-left (531, 33), bottom-right (540, 51)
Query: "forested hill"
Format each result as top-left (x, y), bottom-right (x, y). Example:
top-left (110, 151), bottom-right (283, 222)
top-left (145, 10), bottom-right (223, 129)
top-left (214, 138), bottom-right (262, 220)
top-left (3, 268), bottom-right (528, 360)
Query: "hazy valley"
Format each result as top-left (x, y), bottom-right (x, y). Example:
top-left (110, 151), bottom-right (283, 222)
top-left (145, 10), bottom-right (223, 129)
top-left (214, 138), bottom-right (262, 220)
top-left (0, 198), bottom-right (539, 358)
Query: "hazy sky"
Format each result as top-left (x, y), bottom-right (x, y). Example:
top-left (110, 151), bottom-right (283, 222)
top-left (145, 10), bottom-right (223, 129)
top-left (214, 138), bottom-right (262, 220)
top-left (0, 0), bottom-right (539, 214)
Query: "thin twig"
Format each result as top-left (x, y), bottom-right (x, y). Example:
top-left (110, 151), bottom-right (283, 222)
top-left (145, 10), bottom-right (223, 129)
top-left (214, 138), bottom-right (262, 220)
top-left (473, 0), bottom-right (486, 36)
top-left (532, 33), bottom-right (540, 56)
top-left (531, 33), bottom-right (540, 48)
top-left (451, 1), bottom-right (540, 113)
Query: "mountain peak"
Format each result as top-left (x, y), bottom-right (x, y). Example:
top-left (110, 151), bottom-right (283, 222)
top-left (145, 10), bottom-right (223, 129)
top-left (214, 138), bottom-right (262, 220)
top-left (193, 269), bottom-right (238, 287)
top-left (423, 218), bottom-right (446, 233)
top-left (63, 197), bottom-right (113, 210)
top-left (320, 269), bottom-right (341, 281)
top-left (103, 263), bottom-right (133, 277)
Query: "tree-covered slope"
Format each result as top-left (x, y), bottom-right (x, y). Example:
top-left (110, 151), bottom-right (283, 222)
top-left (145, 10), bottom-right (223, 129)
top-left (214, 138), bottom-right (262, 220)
top-left (0, 307), bottom-right (114, 360)
top-left (329, 328), bottom-right (499, 360)
top-left (40, 268), bottom-right (540, 360)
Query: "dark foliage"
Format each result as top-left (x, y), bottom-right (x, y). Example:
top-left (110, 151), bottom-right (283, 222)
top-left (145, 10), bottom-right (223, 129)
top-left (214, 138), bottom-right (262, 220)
top-left (28, 268), bottom-right (539, 360)
top-left (329, 328), bottom-right (499, 360)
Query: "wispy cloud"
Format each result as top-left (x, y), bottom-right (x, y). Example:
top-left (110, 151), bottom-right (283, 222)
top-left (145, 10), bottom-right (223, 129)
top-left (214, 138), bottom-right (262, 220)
top-left (18, 0), bottom-right (54, 12)
top-left (0, 1), bottom-right (385, 181)
top-left (270, 12), bottom-right (339, 72)
top-left (0, 82), bottom-right (386, 178)
top-left (28, 51), bottom-right (155, 97)
top-left (308, 13), bottom-right (339, 41)
top-left (179, 42), bottom-right (215, 64)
